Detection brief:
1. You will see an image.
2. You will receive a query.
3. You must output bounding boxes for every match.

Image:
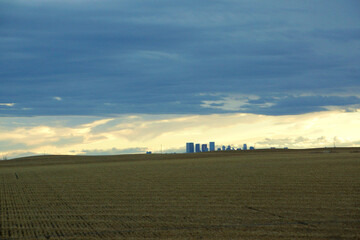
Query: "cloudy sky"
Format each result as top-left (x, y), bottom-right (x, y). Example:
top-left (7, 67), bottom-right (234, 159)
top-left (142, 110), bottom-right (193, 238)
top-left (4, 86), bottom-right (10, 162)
top-left (1, 0), bottom-right (360, 158)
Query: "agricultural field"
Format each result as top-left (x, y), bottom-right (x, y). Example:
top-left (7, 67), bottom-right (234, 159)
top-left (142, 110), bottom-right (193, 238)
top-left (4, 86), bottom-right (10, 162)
top-left (0, 148), bottom-right (359, 239)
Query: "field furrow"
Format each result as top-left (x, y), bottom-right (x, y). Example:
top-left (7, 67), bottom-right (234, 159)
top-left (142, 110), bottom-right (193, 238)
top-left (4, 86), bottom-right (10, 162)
top-left (1, 149), bottom-right (359, 239)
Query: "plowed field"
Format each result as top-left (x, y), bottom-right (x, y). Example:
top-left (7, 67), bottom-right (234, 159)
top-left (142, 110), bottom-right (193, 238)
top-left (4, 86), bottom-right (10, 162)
top-left (1, 148), bottom-right (359, 239)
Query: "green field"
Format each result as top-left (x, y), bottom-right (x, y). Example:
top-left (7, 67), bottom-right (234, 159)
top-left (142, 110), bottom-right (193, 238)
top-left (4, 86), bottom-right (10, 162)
top-left (1, 148), bottom-right (359, 239)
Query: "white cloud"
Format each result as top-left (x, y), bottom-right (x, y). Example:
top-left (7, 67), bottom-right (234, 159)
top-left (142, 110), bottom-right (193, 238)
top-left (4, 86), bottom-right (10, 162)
top-left (0, 103), bottom-right (15, 107)
top-left (53, 97), bottom-right (62, 101)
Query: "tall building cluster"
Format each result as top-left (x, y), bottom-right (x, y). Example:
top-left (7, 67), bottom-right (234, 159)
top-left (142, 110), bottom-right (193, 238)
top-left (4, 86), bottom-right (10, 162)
top-left (186, 142), bottom-right (215, 153)
top-left (186, 142), bottom-right (254, 153)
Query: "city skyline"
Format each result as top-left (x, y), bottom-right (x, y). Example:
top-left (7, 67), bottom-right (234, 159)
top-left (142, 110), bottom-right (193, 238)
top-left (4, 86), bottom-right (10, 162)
top-left (151, 141), bottom-right (261, 154)
top-left (186, 141), bottom-right (251, 154)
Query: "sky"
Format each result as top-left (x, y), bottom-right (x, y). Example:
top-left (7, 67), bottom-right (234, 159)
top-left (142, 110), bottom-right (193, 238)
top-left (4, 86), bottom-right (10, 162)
top-left (1, 0), bottom-right (360, 158)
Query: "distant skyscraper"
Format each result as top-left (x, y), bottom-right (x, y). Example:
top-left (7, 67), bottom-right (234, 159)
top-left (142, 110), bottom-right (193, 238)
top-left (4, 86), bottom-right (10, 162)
top-left (243, 144), bottom-right (247, 150)
top-left (226, 145), bottom-right (231, 151)
top-left (201, 144), bottom-right (208, 152)
top-left (195, 143), bottom-right (201, 153)
top-left (217, 148), bottom-right (222, 151)
top-left (249, 146), bottom-right (254, 150)
top-left (222, 145), bottom-right (226, 151)
top-left (186, 142), bottom-right (194, 153)
top-left (209, 142), bottom-right (215, 151)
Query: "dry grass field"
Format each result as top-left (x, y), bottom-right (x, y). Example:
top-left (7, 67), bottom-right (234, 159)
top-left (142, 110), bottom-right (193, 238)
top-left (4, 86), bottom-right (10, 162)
top-left (0, 148), bottom-right (359, 239)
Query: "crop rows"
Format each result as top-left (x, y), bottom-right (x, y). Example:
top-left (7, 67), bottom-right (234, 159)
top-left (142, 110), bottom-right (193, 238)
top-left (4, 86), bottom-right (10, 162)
top-left (1, 151), bottom-right (359, 239)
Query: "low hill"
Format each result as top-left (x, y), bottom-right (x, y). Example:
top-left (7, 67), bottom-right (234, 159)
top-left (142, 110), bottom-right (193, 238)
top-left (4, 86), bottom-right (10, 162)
top-left (3, 147), bottom-right (359, 167)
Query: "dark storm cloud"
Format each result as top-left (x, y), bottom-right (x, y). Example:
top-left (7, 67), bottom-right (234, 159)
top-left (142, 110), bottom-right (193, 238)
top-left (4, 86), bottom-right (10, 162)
top-left (256, 95), bottom-right (360, 115)
top-left (312, 28), bottom-right (360, 42)
top-left (200, 93), bottom-right (360, 115)
top-left (1, 0), bottom-right (360, 116)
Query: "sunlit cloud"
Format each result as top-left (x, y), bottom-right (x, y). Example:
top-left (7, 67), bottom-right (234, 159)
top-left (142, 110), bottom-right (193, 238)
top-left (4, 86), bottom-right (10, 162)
top-left (81, 118), bottom-right (114, 129)
top-left (53, 97), bottom-right (62, 101)
top-left (0, 103), bottom-right (15, 107)
top-left (323, 104), bottom-right (360, 112)
top-left (0, 110), bottom-right (359, 159)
